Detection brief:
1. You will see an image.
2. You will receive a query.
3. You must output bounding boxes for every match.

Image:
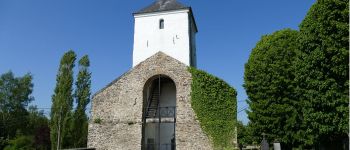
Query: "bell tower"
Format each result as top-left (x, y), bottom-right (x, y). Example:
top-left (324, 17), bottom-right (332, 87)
top-left (132, 0), bottom-right (198, 67)
top-left (88, 1), bottom-right (216, 149)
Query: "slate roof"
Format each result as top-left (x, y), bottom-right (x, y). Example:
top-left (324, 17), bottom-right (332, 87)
top-left (135, 0), bottom-right (189, 14)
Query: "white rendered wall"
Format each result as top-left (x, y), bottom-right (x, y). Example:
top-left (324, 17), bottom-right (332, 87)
top-left (133, 10), bottom-right (196, 67)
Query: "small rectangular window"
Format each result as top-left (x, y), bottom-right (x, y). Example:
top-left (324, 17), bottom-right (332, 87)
top-left (159, 19), bottom-right (164, 29)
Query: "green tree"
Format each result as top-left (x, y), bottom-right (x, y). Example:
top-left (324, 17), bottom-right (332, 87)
top-left (5, 106), bottom-right (50, 150)
top-left (244, 29), bottom-right (301, 148)
top-left (237, 121), bottom-right (255, 146)
top-left (4, 135), bottom-right (35, 150)
top-left (27, 106), bottom-right (48, 135)
top-left (295, 0), bottom-right (349, 148)
top-left (50, 50), bottom-right (76, 149)
top-left (72, 55), bottom-right (91, 148)
top-left (27, 106), bottom-right (50, 150)
top-left (0, 71), bottom-right (33, 149)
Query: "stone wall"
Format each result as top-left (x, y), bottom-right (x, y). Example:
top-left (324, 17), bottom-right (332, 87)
top-left (88, 52), bottom-right (212, 150)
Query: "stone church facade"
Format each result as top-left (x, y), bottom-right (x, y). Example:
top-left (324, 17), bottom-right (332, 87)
top-left (88, 0), bottom-right (214, 149)
top-left (88, 53), bottom-right (212, 149)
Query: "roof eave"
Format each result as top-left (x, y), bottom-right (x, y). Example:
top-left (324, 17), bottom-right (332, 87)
top-left (188, 7), bottom-right (198, 33)
top-left (133, 7), bottom-right (190, 16)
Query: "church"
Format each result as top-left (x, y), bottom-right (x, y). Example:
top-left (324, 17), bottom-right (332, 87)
top-left (88, 0), bottom-right (237, 149)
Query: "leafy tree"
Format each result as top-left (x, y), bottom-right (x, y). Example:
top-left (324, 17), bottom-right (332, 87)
top-left (295, 0), bottom-right (349, 148)
top-left (50, 50), bottom-right (76, 149)
top-left (72, 55), bottom-right (91, 148)
top-left (0, 71), bottom-right (33, 149)
top-left (244, 29), bottom-right (301, 148)
top-left (0, 137), bottom-right (9, 149)
top-left (27, 106), bottom-right (48, 135)
top-left (4, 106), bottom-right (50, 150)
top-left (4, 135), bottom-right (35, 150)
top-left (27, 106), bottom-right (50, 150)
top-left (34, 125), bottom-right (51, 150)
top-left (237, 121), bottom-right (255, 146)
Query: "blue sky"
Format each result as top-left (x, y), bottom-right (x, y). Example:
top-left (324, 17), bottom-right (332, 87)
top-left (0, 0), bottom-right (315, 124)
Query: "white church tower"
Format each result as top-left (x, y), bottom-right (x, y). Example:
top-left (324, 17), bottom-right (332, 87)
top-left (132, 0), bottom-right (198, 67)
top-left (88, 1), bottom-right (217, 149)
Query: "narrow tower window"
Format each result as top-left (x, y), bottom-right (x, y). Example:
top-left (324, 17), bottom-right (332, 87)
top-left (159, 19), bottom-right (164, 29)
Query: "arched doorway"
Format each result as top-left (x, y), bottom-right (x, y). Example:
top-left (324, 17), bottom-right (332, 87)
top-left (142, 75), bottom-right (176, 150)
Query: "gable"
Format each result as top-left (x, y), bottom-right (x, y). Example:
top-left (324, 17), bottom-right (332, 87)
top-left (93, 52), bottom-right (189, 98)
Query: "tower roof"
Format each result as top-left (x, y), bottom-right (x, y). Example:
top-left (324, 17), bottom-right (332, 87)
top-left (135, 0), bottom-right (189, 14)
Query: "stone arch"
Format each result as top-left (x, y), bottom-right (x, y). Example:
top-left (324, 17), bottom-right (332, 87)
top-left (142, 74), bottom-right (177, 150)
top-left (142, 72), bottom-right (180, 94)
top-left (143, 74), bottom-right (178, 95)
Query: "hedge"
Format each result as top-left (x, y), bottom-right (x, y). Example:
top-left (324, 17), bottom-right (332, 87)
top-left (189, 67), bottom-right (237, 149)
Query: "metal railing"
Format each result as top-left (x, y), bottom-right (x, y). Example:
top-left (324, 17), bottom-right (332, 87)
top-left (146, 106), bottom-right (176, 118)
top-left (61, 148), bottom-right (95, 150)
top-left (143, 143), bottom-right (175, 150)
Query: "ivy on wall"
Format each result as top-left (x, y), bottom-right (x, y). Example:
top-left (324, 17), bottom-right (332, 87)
top-left (189, 67), bottom-right (237, 149)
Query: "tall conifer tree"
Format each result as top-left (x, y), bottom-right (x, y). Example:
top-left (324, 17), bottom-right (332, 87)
top-left (50, 50), bottom-right (76, 149)
top-left (72, 55), bottom-right (91, 148)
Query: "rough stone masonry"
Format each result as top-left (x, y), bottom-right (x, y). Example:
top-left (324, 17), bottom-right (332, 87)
top-left (88, 52), bottom-right (213, 150)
